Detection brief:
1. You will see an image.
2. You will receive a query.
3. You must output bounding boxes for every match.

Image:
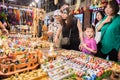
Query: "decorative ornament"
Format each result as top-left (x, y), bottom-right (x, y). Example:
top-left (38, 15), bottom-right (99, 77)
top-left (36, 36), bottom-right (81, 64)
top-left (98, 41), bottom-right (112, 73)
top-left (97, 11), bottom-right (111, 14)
top-left (74, 0), bottom-right (81, 13)
top-left (38, 9), bottom-right (46, 20)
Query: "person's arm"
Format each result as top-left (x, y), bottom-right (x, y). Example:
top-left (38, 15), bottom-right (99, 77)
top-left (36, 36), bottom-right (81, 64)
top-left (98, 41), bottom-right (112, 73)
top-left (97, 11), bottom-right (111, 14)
top-left (97, 16), bottom-right (112, 31)
top-left (0, 21), bottom-right (8, 34)
top-left (77, 19), bottom-right (83, 43)
top-left (82, 40), bottom-right (97, 54)
top-left (0, 21), bottom-right (5, 29)
top-left (54, 26), bottom-right (62, 43)
top-left (77, 19), bottom-right (84, 50)
top-left (96, 22), bottom-right (105, 31)
top-left (83, 44), bottom-right (97, 53)
top-left (118, 48), bottom-right (120, 61)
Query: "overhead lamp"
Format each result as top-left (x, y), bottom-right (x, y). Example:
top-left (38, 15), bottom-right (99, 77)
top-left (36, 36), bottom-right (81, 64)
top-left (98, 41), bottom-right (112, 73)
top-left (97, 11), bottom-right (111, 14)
top-left (29, 3), bottom-right (32, 7)
top-left (32, 2), bottom-right (36, 6)
top-left (8, 0), bottom-right (15, 1)
top-left (35, 0), bottom-right (39, 3)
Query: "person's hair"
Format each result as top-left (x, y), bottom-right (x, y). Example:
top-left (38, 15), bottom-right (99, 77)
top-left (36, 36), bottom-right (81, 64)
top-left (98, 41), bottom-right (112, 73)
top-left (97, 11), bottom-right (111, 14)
top-left (66, 14), bottom-right (74, 28)
top-left (84, 25), bottom-right (95, 32)
top-left (107, 0), bottom-right (119, 15)
top-left (61, 7), bottom-right (70, 15)
top-left (94, 11), bottom-right (105, 25)
top-left (50, 15), bottom-right (54, 22)
top-left (56, 15), bottom-right (63, 26)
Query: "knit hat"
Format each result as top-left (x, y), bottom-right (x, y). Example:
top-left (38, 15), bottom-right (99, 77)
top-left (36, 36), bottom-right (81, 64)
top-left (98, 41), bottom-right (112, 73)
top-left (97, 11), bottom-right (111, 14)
top-left (54, 9), bottom-right (62, 16)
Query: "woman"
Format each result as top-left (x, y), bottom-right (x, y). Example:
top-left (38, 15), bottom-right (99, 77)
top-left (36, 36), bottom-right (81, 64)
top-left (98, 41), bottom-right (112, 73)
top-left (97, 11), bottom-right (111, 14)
top-left (55, 8), bottom-right (83, 51)
top-left (94, 11), bottom-right (105, 28)
top-left (94, 11), bottom-right (105, 44)
top-left (96, 0), bottom-right (120, 62)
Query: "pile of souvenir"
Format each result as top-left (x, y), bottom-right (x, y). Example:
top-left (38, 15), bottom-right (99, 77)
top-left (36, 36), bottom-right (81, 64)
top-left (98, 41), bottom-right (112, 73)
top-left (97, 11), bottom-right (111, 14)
top-left (0, 35), bottom-right (120, 80)
top-left (42, 50), bottom-right (117, 80)
top-left (110, 64), bottom-right (120, 80)
top-left (41, 57), bottom-right (74, 80)
top-left (4, 69), bottom-right (48, 80)
top-left (0, 35), bottom-right (52, 76)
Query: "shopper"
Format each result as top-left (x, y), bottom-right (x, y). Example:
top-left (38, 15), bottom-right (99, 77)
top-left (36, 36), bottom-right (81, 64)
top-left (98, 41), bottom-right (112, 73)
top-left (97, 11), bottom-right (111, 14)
top-left (81, 25), bottom-right (97, 55)
top-left (96, 0), bottom-right (120, 62)
top-left (94, 11), bottom-right (105, 44)
top-left (94, 11), bottom-right (105, 29)
top-left (47, 10), bottom-right (63, 42)
top-left (58, 8), bottom-right (83, 51)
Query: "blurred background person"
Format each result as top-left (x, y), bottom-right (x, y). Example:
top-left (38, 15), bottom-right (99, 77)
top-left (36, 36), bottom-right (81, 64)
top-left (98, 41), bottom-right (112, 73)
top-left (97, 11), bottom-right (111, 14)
top-left (47, 10), bottom-right (63, 42)
top-left (94, 11), bottom-right (105, 44)
top-left (94, 11), bottom-right (105, 29)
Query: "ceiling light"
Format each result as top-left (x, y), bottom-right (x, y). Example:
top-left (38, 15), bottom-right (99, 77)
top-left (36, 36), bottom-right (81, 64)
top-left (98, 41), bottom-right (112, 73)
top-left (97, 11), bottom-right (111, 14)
top-left (35, 0), bottom-right (39, 3)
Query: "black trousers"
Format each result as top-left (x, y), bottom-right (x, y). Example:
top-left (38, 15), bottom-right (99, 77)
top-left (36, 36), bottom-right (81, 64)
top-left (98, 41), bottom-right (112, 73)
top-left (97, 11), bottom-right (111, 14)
top-left (95, 43), bottom-right (118, 62)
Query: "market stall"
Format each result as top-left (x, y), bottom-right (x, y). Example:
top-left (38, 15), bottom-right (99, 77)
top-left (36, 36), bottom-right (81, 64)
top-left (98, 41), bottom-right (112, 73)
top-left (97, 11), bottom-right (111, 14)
top-left (0, 0), bottom-right (120, 80)
top-left (0, 35), bottom-right (119, 80)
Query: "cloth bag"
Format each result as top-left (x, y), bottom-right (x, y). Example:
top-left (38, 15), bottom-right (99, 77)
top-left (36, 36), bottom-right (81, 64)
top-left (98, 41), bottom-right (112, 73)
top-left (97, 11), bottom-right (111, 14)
top-left (61, 37), bottom-right (70, 45)
top-left (61, 29), bottom-right (71, 46)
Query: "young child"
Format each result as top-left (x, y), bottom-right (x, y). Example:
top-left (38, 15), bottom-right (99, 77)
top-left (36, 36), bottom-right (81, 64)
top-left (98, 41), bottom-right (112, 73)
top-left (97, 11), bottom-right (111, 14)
top-left (81, 25), bottom-right (97, 55)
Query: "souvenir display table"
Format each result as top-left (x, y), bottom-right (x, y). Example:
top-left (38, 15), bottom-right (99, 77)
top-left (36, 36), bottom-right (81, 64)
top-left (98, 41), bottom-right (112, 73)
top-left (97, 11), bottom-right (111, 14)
top-left (0, 35), bottom-right (51, 77)
top-left (41, 50), bottom-right (120, 80)
top-left (0, 35), bottom-right (120, 80)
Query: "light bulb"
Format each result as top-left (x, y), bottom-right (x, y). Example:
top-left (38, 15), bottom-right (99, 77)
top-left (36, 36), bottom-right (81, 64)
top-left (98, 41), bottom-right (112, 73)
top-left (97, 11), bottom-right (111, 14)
top-left (35, 0), bottom-right (39, 3)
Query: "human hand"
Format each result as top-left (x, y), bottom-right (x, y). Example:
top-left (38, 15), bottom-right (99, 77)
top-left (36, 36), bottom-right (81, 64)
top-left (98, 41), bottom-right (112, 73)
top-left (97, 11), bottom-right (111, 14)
top-left (47, 31), bottom-right (53, 36)
top-left (103, 16), bottom-right (112, 24)
top-left (82, 43), bottom-right (87, 49)
top-left (53, 37), bottom-right (58, 43)
top-left (2, 28), bottom-right (8, 35)
top-left (79, 43), bottom-right (83, 51)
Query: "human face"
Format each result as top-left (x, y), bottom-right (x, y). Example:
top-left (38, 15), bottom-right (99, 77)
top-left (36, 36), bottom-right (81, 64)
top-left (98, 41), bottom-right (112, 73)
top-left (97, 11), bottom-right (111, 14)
top-left (96, 12), bottom-right (103, 21)
top-left (61, 13), bottom-right (68, 19)
top-left (105, 4), bottom-right (114, 16)
top-left (85, 28), bottom-right (94, 39)
top-left (55, 15), bottom-right (62, 22)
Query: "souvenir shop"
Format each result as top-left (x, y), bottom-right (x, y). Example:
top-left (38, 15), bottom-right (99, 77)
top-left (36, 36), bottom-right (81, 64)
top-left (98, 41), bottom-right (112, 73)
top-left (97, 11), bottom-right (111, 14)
top-left (0, 0), bottom-right (120, 80)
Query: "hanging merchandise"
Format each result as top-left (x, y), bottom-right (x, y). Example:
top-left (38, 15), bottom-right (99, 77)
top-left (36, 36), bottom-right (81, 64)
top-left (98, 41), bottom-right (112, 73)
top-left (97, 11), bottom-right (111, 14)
top-left (108, 0), bottom-right (112, 2)
top-left (26, 11), bottom-right (33, 26)
top-left (54, 0), bottom-right (58, 5)
top-left (7, 8), bottom-right (19, 25)
top-left (16, 9), bottom-right (20, 24)
top-left (101, 0), bottom-right (108, 7)
top-left (14, 9), bottom-right (20, 25)
top-left (74, 0), bottom-right (81, 13)
top-left (83, 0), bottom-right (87, 11)
top-left (20, 8), bottom-right (33, 26)
top-left (38, 9), bottom-right (46, 20)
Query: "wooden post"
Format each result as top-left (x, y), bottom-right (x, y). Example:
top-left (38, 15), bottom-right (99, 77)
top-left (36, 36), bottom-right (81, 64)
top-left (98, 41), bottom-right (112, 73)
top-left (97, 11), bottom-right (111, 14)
top-left (83, 8), bottom-right (91, 29)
